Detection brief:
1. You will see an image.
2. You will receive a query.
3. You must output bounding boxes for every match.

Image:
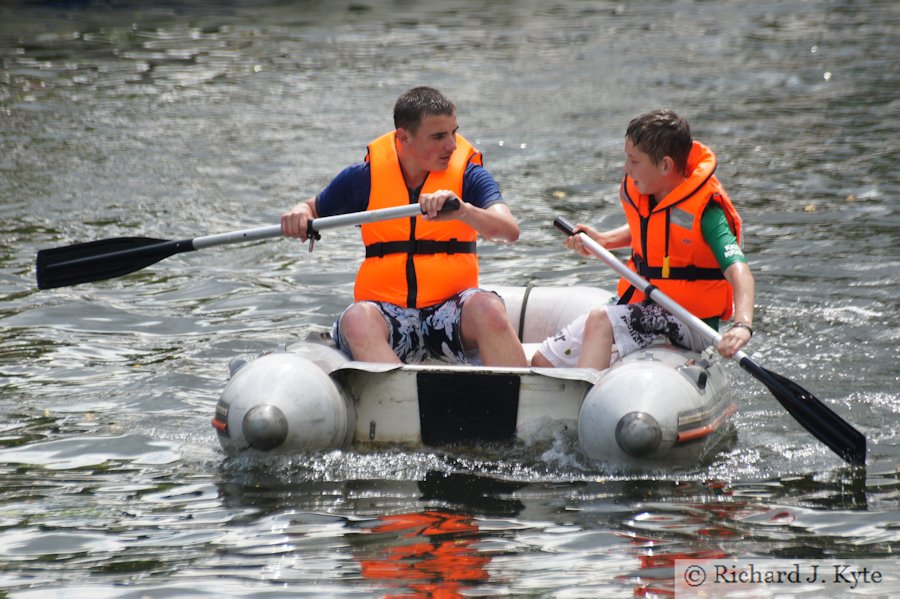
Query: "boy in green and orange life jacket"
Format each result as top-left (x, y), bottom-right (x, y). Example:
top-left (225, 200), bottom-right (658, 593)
top-left (533, 109), bottom-right (756, 369)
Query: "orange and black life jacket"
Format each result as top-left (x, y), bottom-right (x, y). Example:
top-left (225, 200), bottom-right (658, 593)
top-left (618, 141), bottom-right (743, 320)
top-left (354, 131), bottom-right (481, 308)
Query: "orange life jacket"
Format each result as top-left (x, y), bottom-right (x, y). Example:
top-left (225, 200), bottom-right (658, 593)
top-left (618, 141), bottom-right (743, 320)
top-left (354, 131), bottom-right (481, 308)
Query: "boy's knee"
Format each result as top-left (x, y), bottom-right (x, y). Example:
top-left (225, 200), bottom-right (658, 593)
top-left (584, 308), bottom-right (611, 331)
top-left (464, 292), bottom-right (510, 332)
top-left (340, 304), bottom-right (380, 341)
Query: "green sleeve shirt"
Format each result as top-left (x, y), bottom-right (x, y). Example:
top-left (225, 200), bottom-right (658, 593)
top-left (701, 204), bottom-right (747, 271)
top-left (698, 204), bottom-right (747, 329)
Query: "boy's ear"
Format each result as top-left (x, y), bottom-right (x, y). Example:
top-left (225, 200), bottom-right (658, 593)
top-left (661, 155), bottom-right (675, 174)
top-left (397, 126), bottom-right (418, 148)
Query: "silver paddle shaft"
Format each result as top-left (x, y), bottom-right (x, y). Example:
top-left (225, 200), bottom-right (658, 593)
top-left (191, 203), bottom-right (430, 251)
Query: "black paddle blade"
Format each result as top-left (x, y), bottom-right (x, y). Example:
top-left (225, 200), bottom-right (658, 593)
top-left (36, 236), bottom-right (194, 289)
top-left (739, 357), bottom-right (866, 466)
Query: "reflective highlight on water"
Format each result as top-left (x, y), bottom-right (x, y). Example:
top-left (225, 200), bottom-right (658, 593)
top-left (1, 0), bottom-right (898, 596)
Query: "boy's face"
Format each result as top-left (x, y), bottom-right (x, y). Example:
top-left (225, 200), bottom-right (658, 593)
top-left (397, 112), bottom-right (459, 172)
top-left (624, 137), bottom-right (667, 197)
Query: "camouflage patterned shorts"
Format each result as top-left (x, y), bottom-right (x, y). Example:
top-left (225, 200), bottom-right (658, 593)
top-left (332, 287), bottom-right (496, 364)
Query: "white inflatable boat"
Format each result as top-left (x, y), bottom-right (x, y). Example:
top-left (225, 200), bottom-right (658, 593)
top-left (212, 285), bottom-right (736, 468)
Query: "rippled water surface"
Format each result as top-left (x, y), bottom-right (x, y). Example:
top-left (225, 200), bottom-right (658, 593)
top-left (1, 1), bottom-right (898, 597)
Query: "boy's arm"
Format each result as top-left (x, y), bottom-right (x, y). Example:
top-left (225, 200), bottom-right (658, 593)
top-left (421, 190), bottom-right (520, 243)
top-left (568, 223), bottom-right (631, 256)
top-left (589, 223), bottom-right (632, 249)
top-left (724, 261), bottom-right (755, 329)
top-left (702, 204), bottom-right (755, 356)
top-left (422, 164), bottom-right (520, 242)
top-left (720, 261), bottom-right (755, 356)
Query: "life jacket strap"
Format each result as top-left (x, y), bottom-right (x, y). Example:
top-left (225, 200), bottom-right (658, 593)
top-left (365, 239), bottom-right (477, 259)
top-left (632, 253), bottom-right (724, 281)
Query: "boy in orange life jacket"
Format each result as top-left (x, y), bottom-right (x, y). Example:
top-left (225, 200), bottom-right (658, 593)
top-left (281, 86), bottom-right (527, 367)
top-left (532, 109), bottom-right (755, 369)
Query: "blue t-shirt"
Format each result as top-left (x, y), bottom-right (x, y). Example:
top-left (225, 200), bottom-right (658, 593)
top-left (314, 162), bottom-right (504, 217)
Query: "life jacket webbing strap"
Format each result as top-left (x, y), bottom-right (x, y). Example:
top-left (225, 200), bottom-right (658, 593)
top-left (632, 253), bottom-right (724, 281)
top-left (365, 239), bottom-right (477, 259)
top-left (617, 286), bottom-right (636, 305)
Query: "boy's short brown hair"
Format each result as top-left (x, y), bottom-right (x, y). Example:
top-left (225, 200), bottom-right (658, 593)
top-left (626, 110), bottom-right (692, 175)
top-left (394, 86), bottom-right (456, 134)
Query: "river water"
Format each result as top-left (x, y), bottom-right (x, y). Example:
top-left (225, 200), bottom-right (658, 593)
top-left (1, 1), bottom-right (898, 597)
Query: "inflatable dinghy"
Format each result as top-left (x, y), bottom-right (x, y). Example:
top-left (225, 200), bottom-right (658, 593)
top-left (212, 286), bottom-right (735, 468)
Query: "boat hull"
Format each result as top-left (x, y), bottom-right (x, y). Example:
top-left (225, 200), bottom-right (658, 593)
top-left (212, 286), bottom-right (735, 467)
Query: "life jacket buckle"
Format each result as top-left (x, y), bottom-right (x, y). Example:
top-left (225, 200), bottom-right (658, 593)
top-left (308, 231), bottom-right (321, 253)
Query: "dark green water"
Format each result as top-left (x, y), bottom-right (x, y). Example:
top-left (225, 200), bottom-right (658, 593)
top-left (1, 1), bottom-right (897, 596)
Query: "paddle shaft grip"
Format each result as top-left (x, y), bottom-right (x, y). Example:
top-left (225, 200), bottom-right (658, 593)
top-left (553, 217), bottom-right (576, 237)
top-left (437, 196), bottom-right (462, 212)
top-left (307, 197), bottom-right (461, 239)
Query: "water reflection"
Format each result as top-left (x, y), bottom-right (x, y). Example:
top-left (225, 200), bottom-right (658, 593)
top-left (417, 470), bottom-right (526, 516)
top-left (349, 473), bottom-right (519, 597)
top-left (357, 510), bottom-right (489, 597)
top-left (579, 475), bottom-right (883, 596)
top-left (212, 469), bottom-right (525, 595)
top-left (211, 466), bottom-right (889, 596)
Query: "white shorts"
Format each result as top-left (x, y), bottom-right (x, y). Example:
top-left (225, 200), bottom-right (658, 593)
top-left (535, 302), bottom-right (708, 368)
top-left (534, 313), bottom-right (595, 368)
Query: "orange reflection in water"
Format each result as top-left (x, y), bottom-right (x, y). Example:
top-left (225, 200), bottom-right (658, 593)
top-left (358, 510), bottom-right (489, 598)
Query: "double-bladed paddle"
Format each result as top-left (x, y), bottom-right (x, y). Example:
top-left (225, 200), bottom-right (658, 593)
top-left (35, 198), bottom-right (459, 290)
top-left (553, 216), bottom-right (866, 466)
